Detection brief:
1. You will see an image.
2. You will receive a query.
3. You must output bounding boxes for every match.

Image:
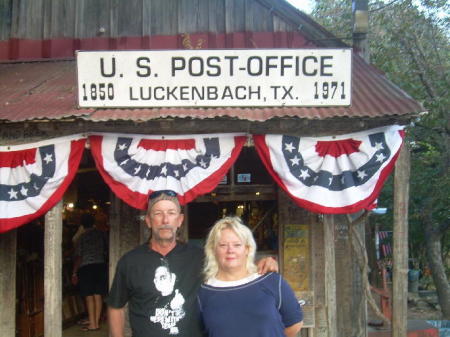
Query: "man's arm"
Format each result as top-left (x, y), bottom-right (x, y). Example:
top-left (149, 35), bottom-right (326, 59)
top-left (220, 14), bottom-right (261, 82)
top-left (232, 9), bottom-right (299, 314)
top-left (108, 306), bottom-right (126, 337)
top-left (256, 256), bottom-right (279, 274)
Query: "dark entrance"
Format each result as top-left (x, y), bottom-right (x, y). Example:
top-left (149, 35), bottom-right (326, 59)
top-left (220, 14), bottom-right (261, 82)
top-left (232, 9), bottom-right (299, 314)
top-left (187, 146), bottom-right (279, 257)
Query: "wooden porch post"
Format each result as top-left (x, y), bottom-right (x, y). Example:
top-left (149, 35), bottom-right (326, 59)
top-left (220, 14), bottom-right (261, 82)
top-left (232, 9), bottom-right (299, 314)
top-left (109, 193), bottom-right (122, 287)
top-left (109, 193), bottom-right (142, 337)
top-left (0, 229), bottom-right (17, 337)
top-left (44, 201), bottom-right (63, 337)
top-left (392, 143), bottom-right (410, 337)
top-left (324, 214), bottom-right (337, 337)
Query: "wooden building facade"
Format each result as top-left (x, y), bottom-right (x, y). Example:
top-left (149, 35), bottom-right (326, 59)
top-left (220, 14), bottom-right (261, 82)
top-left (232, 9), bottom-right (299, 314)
top-left (0, 1), bottom-right (422, 336)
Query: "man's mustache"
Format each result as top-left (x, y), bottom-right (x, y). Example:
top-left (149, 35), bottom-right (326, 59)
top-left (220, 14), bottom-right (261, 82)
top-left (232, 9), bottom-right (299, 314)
top-left (158, 226), bottom-right (175, 231)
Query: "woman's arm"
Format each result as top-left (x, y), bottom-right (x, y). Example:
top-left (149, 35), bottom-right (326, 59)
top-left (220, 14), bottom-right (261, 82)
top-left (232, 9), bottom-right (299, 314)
top-left (285, 321), bottom-right (303, 337)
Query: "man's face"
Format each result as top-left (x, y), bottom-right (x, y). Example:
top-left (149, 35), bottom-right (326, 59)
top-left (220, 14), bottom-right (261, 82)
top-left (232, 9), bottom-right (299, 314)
top-left (145, 200), bottom-right (183, 243)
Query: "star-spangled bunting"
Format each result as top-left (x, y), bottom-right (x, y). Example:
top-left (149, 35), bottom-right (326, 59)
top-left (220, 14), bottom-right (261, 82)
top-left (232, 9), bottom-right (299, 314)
top-left (89, 133), bottom-right (246, 209)
top-left (0, 135), bottom-right (86, 233)
top-left (253, 125), bottom-right (405, 214)
top-left (0, 127), bottom-right (405, 233)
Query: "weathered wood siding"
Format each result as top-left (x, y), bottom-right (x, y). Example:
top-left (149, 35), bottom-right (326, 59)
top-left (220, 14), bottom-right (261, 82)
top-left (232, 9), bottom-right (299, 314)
top-left (0, 0), bottom-right (300, 41)
top-left (334, 213), bottom-right (367, 337)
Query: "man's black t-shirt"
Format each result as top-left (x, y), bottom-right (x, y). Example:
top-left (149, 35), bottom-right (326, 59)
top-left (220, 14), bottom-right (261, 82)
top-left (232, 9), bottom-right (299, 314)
top-left (107, 242), bottom-right (204, 337)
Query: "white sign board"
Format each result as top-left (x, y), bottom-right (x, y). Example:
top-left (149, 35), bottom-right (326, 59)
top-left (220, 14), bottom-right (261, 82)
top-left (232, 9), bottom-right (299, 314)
top-left (76, 49), bottom-right (351, 108)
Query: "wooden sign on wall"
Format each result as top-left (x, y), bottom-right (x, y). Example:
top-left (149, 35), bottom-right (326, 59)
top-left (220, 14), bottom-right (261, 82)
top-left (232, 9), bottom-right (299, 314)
top-left (283, 224), bottom-right (314, 327)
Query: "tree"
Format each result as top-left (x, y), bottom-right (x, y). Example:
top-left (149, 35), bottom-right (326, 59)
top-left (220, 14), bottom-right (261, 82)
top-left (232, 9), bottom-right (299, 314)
top-left (312, 0), bottom-right (450, 319)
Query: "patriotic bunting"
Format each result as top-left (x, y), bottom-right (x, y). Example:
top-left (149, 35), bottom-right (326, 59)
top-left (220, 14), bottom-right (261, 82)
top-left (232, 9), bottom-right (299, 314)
top-left (253, 125), bottom-right (405, 214)
top-left (0, 135), bottom-right (86, 233)
top-left (0, 126), bottom-right (405, 233)
top-left (89, 133), bottom-right (246, 209)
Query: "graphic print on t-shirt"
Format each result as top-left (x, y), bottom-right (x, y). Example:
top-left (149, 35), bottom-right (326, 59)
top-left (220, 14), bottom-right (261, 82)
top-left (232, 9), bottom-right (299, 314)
top-left (149, 265), bottom-right (186, 335)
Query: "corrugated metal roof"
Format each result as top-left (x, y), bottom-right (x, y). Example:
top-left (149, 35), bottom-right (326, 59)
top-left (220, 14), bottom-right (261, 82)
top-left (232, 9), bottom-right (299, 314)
top-left (0, 55), bottom-right (424, 123)
top-left (0, 60), bottom-right (92, 121)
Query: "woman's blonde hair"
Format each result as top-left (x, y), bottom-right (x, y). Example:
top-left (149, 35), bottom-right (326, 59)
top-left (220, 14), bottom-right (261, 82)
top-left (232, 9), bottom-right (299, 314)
top-left (203, 216), bottom-right (257, 281)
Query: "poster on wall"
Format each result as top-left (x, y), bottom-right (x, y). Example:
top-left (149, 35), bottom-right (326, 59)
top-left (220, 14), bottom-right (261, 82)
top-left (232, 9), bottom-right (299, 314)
top-left (283, 224), bottom-right (310, 291)
top-left (283, 224), bottom-right (314, 327)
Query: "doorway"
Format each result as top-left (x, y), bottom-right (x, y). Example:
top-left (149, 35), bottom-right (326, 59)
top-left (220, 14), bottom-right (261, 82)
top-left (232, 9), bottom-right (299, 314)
top-left (186, 145), bottom-right (279, 258)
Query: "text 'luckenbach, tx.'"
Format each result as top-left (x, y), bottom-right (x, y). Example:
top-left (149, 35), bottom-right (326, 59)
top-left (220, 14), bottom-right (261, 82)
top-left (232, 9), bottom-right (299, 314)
top-left (76, 49), bottom-right (352, 108)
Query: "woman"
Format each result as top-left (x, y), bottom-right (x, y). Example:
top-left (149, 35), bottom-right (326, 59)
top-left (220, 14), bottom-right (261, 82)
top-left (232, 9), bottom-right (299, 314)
top-left (72, 213), bottom-right (108, 331)
top-left (197, 216), bottom-right (303, 337)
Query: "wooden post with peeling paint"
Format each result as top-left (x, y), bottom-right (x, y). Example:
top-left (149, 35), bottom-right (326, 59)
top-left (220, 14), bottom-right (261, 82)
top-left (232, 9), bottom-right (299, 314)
top-left (324, 214), bottom-right (337, 337)
top-left (44, 201), bottom-right (63, 337)
top-left (0, 229), bottom-right (17, 337)
top-left (392, 143), bottom-right (410, 337)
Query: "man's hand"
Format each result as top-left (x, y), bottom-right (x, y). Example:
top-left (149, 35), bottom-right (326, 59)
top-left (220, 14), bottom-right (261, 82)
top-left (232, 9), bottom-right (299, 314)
top-left (256, 256), bottom-right (279, 274)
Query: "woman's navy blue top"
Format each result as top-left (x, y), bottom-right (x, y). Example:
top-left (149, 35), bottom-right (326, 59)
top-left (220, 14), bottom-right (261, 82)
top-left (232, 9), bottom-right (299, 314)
top-left (197, 272), bottom-right (303, 337)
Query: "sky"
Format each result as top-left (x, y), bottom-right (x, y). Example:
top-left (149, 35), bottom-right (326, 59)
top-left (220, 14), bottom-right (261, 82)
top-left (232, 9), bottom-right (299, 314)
top-left (286, 0), bottom-right (315, 14)
top-left (288, 0), bottom-right (450, 22)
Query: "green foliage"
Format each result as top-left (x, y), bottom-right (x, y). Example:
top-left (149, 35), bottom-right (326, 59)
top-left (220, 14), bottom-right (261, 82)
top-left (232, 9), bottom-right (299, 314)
top-left (312, 0), bottom-right (450, 267)
top-left (311, 0), bottom-right (353, 41)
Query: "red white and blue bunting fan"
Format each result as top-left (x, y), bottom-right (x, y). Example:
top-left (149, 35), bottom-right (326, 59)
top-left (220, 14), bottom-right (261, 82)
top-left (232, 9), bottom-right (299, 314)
top-left (89, 133), bottom-right (246, 209)
top-left (0, 135), bottom-right (86, 233)
top-left (253, 125), bottom-right (405, 214)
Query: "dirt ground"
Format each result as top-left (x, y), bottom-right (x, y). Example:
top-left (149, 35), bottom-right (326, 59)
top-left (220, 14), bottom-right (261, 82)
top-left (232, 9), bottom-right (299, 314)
top-left (407, 291), bottom-right (443, 320)
top-left (368, 290), bottom-right (443, 325)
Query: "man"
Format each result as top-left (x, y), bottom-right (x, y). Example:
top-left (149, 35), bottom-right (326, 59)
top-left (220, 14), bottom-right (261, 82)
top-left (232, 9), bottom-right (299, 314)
top-left (107, 190), bottom-right (277, 337)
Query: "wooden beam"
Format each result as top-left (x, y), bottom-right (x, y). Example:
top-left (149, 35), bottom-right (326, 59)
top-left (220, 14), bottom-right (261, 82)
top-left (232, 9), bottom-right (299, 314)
top-left (44, 201), bottom-right (63, 337)
top-left (392, 143), bottom-right (410, 337)
top-left (0, 116), bottom-right (412, 145)
top-left (0, 229), bottom-right (17, 337)
top-left (323, 214), bottom-right (337, 337)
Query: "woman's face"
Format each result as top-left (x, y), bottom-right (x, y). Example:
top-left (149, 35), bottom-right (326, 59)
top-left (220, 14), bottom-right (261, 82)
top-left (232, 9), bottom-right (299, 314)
top-left (215, 228), bottom-right (249, 273)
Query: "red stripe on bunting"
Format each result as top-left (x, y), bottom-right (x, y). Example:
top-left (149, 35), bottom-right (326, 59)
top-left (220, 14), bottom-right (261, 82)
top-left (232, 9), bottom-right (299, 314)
top-left (0, 148), bottom-right (37, 168)
top-left (315, 139), bottom-right (361, 158)
top-left (0, 138), bottom-right (86, 233)
top-left (137, 139), bottom-right (196, 151)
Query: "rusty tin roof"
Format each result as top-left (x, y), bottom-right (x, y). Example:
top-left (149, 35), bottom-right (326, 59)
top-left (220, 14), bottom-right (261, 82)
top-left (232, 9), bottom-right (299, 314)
top-left (0, 54), bottom-right (424, 123)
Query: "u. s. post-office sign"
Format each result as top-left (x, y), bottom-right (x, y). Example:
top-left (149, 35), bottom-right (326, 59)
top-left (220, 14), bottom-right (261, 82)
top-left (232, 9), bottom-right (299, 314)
top-left (76, 49), bottom-right (351, 108)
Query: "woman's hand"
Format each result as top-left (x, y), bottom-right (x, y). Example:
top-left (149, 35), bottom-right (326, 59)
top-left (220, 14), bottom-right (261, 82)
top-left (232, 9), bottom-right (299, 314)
top-left (71, 273), bottom-right (78, 285)
top-left (256, 256), bottom-right (279, 274)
